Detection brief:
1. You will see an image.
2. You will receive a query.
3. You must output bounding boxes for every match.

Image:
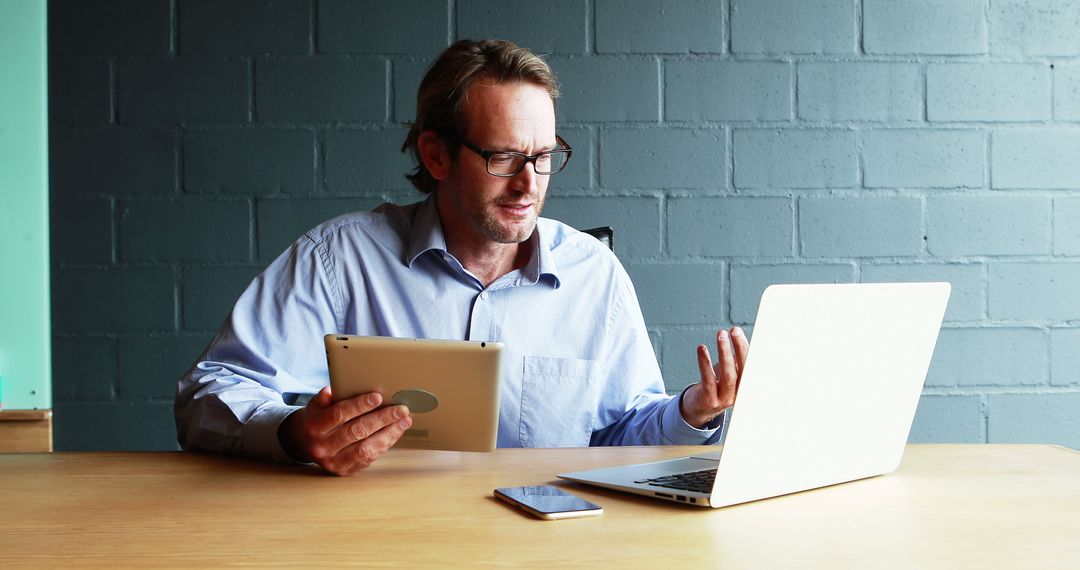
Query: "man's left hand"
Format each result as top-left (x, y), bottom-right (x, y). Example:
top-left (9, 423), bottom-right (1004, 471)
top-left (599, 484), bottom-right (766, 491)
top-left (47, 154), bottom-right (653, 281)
top-left (680, 327), bottom-right (749, 429)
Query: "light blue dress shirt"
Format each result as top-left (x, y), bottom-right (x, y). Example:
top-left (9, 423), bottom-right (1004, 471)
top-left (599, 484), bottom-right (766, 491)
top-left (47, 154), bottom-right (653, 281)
top-left (175, 195), bottom-right (723, 462)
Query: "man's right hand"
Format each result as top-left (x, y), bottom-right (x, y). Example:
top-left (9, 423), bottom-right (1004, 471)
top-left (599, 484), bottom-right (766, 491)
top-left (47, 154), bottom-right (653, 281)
top-left (279, 386), bottom-right (413, 476)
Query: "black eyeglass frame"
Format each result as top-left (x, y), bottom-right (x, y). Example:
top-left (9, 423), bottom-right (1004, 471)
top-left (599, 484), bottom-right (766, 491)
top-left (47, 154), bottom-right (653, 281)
top-left (446, 132), bottom-right (573, 177)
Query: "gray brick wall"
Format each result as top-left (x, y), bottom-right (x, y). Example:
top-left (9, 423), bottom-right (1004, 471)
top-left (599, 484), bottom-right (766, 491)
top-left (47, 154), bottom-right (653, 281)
top-left (49, 0), bottom-right (1080, 451)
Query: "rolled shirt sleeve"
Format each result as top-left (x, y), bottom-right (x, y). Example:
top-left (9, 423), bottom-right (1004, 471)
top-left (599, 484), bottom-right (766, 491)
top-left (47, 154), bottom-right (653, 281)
top-left (175, 235), bottom-right (341, 461)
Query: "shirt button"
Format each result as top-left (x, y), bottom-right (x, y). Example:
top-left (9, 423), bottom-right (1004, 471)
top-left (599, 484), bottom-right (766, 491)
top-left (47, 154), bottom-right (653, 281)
top-left (480, 291), bottom-right (489, 300)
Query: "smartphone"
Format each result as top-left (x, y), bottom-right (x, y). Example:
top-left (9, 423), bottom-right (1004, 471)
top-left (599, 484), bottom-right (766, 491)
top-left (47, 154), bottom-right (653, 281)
top-left (494, 485), bottom-right (603, 520)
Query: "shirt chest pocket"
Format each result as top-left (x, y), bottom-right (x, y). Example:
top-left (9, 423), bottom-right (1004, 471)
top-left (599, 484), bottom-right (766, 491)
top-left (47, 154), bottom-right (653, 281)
top-left (519, 356), bottom-right (601, 448)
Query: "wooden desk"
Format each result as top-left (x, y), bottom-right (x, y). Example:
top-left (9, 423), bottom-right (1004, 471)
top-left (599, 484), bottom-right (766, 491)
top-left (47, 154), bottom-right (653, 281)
top-left (0, 409), bottom-right (52, 452)
top-left (1, 445), bottom-right (1078, 568)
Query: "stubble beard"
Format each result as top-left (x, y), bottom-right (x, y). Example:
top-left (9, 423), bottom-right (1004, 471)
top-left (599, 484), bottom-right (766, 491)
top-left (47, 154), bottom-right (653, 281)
top-left (456, 189), bottom-right (546, 245)
top-left (487, 194), bottom-right (545, 244)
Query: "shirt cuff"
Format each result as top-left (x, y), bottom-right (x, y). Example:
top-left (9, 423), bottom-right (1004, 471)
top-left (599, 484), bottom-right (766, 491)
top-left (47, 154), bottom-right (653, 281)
top-left (660, 384), bottom-right (725, 445)
top-left (243, 403), bottom-right (304, 464)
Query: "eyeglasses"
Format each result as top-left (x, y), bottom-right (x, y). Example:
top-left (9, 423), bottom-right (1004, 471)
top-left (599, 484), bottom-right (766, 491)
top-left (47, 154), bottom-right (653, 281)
top-left (448, 133), bottom-right (573, 177)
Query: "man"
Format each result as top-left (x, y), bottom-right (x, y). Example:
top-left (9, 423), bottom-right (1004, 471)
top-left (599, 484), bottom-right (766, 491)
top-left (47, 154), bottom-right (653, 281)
top-left (175, 39), bottom-right (747, 476)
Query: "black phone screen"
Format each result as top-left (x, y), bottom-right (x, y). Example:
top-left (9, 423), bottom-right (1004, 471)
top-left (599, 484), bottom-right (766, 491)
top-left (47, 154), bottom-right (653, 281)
top-left (494, 486), bottom-right (602, 515)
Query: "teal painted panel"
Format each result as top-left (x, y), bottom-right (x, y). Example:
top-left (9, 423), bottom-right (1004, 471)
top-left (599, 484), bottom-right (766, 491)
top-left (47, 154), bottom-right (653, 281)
top-left (0, 0), bottom-right (51, 410)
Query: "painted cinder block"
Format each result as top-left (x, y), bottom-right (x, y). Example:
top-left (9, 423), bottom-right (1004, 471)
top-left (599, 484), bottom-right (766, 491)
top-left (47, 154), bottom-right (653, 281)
top-left (928, 326), bottom-right (1045, 386)
top-left (927, 195), bottom-right (1051, 256)
top-left (602, 128), bottom-right (726, 189)
top-left (182, 265), bottom-right (265, 331)
top-left (862, 129), bottom-right (985, 188)
top-left (927, 327), bottom-right (1047, 387)
top-left (992, 129), bottom-right (1080, 189)
top-left (666, 61), bottom-right (792, 122)
top-left (460, 0), bottom-right (587, 54)
top-left (1051, 328), bottom-right (1080, 386)
top-left (256, 57), bottom-right (386, 123)
top-left (734, 129), bottom-right (857, 189)
top-left (540, 196), bottom-right (661, 258)
top-left (860, 262), bottom-right (985, 322)
top-left (184, 129), bottom-right (315, 194)
top-left (392, 58), bottom-right (433, 124)
top-left (908, 395), bottom-right (984, 443)
top-left (548, 126), bottom-right (593, 190)
top-left (800, 197), bottom-right (922, 257)
top-left (989, 393), bottom-right (1080, 449)
top-left (53, 401), bottom-right (179, 451)
top-left (324, 128), bottom-right (415, 193)
top-left (928, 63), bottom-right (1050, 122)
top-left (118, 59), bottom-right (250, 124)
top-left (50, 128), bottom-right (178, 195)
top-left (49, 0), bottom-right (170, 56)
top-left (989, 262), bottom-right (1080, 321)
top-left (1054, 198), bottom-right (1080, 256)
top-left (729, 263), bottom-right (856, 323)
top-left (990, 0), bottom-right (1080, 56)
top-left (731, 0), bottom-right (856, 54)
top-left (625, 262), bottom-right (725, 326)
top-left (863, 0), bottom-right (987, 55)
top-left (120, 198), bottom-right (251, 262)
top-left (53, 267), bottom-right (176, 333)
top-left (667, 197), bottom-right (793, 257)
top-left (119, 334), bottom-right (214, 399)
top-left (1054, 62), bottom-right (1080, 120)
top-left (318, 0), bottom-right (447, 54)
top-left (49, 60), bottom-right (111, 124)
top-left (596, 0), bottom-right (724, 53)
top-left (51, 337), bottom-right (119, 401)
top-left (51, 194), bottom-right (113, 265)
top-left (798, 62), bottom-right (921, 121)
top-left (549, 58), bottom-right (659, 122)
top-left (178, 0), bottom-right (311, 55)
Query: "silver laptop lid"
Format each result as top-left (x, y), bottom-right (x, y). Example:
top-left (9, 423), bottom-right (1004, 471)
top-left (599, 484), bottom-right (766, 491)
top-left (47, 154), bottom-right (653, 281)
top-left (710, 282), bottom-right (950, 507)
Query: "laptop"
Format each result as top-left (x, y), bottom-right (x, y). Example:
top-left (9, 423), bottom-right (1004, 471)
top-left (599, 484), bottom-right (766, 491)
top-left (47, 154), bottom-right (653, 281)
top-left (325, 335), bottom-right (503, 452)
top-left (559, 282), bottom-right (951, 508)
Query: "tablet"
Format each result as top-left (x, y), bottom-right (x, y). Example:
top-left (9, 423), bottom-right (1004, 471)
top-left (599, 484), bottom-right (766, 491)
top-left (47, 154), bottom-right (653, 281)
top-left (324, 334), bottom-right (503, 452)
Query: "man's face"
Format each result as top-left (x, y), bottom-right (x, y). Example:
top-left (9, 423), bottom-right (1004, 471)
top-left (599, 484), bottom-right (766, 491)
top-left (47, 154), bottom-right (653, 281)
top-left (439, 80), bottom-right (556, 245)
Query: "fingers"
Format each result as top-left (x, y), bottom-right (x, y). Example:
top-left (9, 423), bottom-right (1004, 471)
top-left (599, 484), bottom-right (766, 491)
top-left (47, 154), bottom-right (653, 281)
top-left (685, 327), bottom-right (748, 427)
top-left (309, 385), bottom-right (334, 410)
top-left (293, 388), bottom-right (419, 475)
top-left (696, 344), bottom-right (716, 387)
top-left (716, 330), bottom-right (738, 407)
top-left (331, 413), bottom-right (414, 476)
top-left (325, 404), bottom-right (410, 457)
top-left (310, 403), bottom-right (413, 476)
top-left (306, 391), bottom-right (383, 439)
top-left (731, 327), bottom-right (749, 390)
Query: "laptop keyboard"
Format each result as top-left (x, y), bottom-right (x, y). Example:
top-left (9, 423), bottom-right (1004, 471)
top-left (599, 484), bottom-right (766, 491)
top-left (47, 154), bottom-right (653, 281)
top-left (637, 468), bottom-right (717, 494)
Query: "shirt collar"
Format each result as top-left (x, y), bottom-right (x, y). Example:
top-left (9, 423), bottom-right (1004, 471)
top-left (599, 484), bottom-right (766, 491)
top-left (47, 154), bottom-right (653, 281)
top-left (405, 194), bottom-right (448, 266)
top-left (405, 194), bottom-right (561, 289)
top-left (529, 221), bottom-right (562, 289)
